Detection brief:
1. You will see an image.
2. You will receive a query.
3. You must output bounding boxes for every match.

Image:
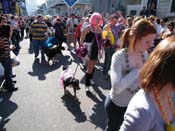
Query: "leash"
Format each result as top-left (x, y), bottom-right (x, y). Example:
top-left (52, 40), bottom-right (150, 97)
top-left (73, 63), bottom-right (79, 78)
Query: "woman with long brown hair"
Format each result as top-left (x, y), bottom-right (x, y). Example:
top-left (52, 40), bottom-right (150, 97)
top-left (104, 19), bottom-right (157, 131)
top-left (120, 36), bottom-right (175, 131)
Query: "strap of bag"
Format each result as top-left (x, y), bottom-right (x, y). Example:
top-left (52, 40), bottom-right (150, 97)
top-left (93, 26), bottom-right (104, 57)
top-left (73, 64), bottom-right (79, 78)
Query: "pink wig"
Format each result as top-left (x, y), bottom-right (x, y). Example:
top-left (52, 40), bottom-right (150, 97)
top-left (89, 12), bottom-right (103, 26)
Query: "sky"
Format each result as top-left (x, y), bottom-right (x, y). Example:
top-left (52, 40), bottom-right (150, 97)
top-left (36, 0), bottom-right (46, 5)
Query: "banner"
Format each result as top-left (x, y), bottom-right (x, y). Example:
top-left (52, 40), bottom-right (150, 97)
top-left (64, 0), bottom-right (78, 8)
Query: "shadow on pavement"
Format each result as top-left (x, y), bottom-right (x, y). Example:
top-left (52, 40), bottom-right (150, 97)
top-left (79, 67), bottom-right (111, 90)
top-left (67, 49), bottom-right (108, 130)
top-left (86, 91), bottom-right (106, 130)
top-left (0, 92), bottom-right (18, 131)
top-left (85, 68), bottom-right (109, 130)
top-left (93, 68), bottom-right (111, 90)
top-left (28, 55), bottom-right (72, 80)
top-left (61, 91), bottom-right (87, 123)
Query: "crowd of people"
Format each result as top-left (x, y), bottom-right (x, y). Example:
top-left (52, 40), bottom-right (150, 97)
top-left (0, 11), bottom-right (175, 130)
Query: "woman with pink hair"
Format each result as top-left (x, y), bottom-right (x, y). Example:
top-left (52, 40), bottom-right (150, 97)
top-left (80, 12), bottom-right (103, 92)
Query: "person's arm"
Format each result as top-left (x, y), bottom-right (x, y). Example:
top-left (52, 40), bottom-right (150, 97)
top-left (80, 26), bottom-right (89, 45)
top-left (2, 38), bottom-right (10, 57)
top-left (44, 23), bottom-right (49, 38)
top-left (110, 52), bottom-right (139, 94)
top-left (119, 105), bottom-right (153, 131)
top-left (118, 11), bottom-right (127, 26)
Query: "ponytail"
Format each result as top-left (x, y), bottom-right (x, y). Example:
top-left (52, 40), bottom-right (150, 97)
top-left (120, 28), bottom-right (130, 49)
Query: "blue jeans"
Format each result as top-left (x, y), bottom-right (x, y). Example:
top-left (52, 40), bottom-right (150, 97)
top-left (104, 95), bottom-right (127, 131)
top-left (32, 40), bottom-right (46, 58)
top-left (103, 47), bottom-right (115, 75)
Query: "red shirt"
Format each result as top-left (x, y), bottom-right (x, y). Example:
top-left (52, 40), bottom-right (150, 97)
top-left (75, 23), bottom-right (82, 38)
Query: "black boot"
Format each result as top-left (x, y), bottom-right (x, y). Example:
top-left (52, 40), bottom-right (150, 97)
top-left (89, 68), bottom-right (95, 85)
top-left (85, 73), bottom-right (91, 92)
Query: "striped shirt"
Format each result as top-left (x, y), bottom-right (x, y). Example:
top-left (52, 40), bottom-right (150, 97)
top-left (0, 37), bottom-right (10, 58)
top-left (31, 21), bottom-right (48, 40)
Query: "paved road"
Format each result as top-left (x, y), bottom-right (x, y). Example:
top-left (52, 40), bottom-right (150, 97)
top-left (0, 38), bottom-right (111, 131)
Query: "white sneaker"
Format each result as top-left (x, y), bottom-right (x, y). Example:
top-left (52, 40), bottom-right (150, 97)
top-left (90, 79), bottom-right (95, 85)
top-left (85, 86), bottom-right (90, 92)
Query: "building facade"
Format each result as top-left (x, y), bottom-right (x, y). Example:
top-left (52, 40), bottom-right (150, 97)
top-left (91, 0), bottom-right (175, 18)
top-left (40, 0), bottom-right (175, 18)
top-left (91, 0), bottom-right (124, 14)
top-left (157, 0), bottom-right (175, 18)
top-left (47, 0), bottom-right (91, 16)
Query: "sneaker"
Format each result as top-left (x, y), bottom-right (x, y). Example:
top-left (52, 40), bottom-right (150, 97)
top-left (90, 79), bottom-right (95, 85)
top-left (85, 86), bottom-right (90, 92)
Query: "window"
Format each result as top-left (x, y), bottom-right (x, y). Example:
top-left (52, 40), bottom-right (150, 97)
top-left (130, 10), bottom-right (137, 16)
top-left (170, 0), bottom-right (175, 12)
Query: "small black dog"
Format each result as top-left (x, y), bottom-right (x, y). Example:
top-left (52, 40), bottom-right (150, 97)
top-left (42, 46), bottom-right (65, 63)
top-left (60, 65), bottom-right (80, 98)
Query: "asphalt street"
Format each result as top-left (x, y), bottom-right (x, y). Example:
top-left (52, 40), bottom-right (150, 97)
top-left (0, 38), bottom-right (112, 131)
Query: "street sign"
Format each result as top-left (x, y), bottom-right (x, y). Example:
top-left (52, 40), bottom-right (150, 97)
top-left (64, 0), bottom-right (78, 8)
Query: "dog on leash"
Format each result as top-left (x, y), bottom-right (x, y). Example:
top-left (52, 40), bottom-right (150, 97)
top-left (42, 45), bottom-right (65, 63)
top-left (59, 65), bottom-right (80, 99)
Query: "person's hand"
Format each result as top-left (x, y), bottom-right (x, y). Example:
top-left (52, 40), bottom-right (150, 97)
top-left (116, 11), bottom-right (122, 17)
top-left (10, 45), bottom-right (16, 50)
top-left (105, 35), bottom-right (109, 39)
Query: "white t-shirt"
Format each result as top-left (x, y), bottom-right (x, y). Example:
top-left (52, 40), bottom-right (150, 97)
top-left (66, 18), bottom-right (79, 33)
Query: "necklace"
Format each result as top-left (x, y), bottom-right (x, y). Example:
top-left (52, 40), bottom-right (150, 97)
top-left (125, 48), bottom-right (146, 73)
top-left (125, 48), bottom-right (145, 94)
top-left (153, 87), bottom-right (175, 124)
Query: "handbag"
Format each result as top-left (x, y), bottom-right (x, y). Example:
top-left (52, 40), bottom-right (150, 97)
top-left (93, 27), bottom-right (104, 60)
top-left (0, 62), bottom-right (4, 78)
top-left (75, 44), bottom-right (88, 58)
top-left (84, 41), bottom-right (93, 53)
top-left (75, 39), bottom-right (94, 60)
